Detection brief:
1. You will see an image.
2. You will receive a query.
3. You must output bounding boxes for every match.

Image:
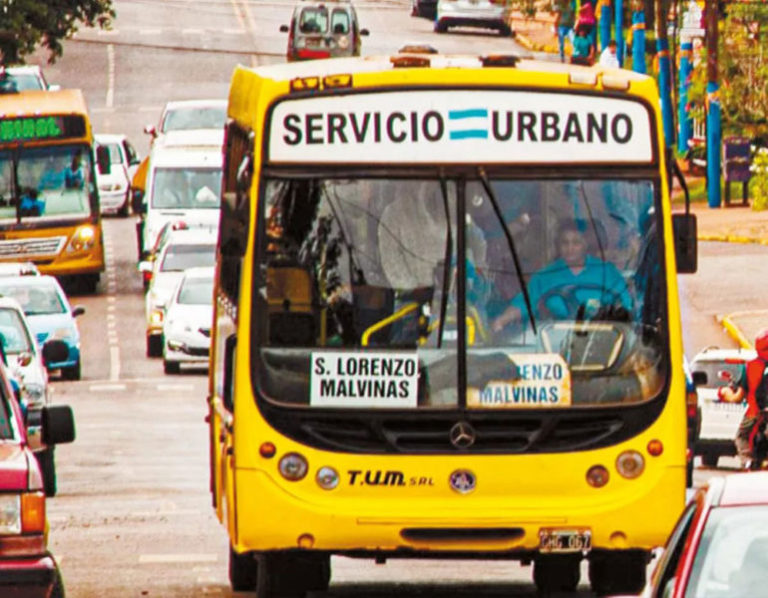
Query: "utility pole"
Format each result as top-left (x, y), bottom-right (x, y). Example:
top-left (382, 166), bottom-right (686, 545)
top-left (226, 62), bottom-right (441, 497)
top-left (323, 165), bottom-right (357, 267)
top-left (616, 0), bottom-right (625, 66)
top-left (632, 0), bottom-right (646, 73)
top-left (656, 0), bottom-right (675, 146)
top-left (677, 37), bottom-right (693, 153)
top-left (705, 0), bottom-right (721, 207)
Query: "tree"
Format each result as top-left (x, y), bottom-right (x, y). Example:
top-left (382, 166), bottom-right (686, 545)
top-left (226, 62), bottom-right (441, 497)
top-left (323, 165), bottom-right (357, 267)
top-left (0, 0), bottom-right (115, 65)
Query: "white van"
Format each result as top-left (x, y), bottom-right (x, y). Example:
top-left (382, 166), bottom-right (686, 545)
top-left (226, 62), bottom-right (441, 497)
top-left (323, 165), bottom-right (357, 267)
top-left (134, 130), bottom-right (223, 258)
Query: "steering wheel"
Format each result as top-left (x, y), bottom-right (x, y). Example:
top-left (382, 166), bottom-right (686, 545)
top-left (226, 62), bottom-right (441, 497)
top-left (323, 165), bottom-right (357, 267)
top-left (535, 283), bottom-right (628, 321)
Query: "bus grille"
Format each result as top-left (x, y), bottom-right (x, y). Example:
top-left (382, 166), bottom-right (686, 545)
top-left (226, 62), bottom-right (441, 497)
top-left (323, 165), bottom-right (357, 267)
top-left (267, 412), bottom-right (628, 454)
top-left (0, 237), bottom-right (65, 258)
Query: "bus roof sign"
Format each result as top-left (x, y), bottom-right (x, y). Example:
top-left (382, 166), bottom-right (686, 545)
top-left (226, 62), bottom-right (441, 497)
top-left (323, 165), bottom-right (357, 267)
top-left (0, 115), bottom-right (86, 144)
top-left (268, 90), bottom-right (654, 165)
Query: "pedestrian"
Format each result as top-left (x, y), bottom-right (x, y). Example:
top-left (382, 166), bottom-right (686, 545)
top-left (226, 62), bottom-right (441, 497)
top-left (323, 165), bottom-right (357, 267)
top-left (552, 0), bottom-right (576, 63)
top-left (575, 0), bottom-right (597, 51)
top-left (598, 39), bottom-right (620, 68)
top-left (570, 25), bottom-right (594, 66)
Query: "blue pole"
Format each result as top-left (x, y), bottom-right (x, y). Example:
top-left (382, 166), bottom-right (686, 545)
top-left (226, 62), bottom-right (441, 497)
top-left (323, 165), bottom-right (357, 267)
top-left (615, 0), bottom-right (624, 66)
top-left (706, 81), bottom-right (721, 207)
top-left (631, 10), bottom-right (645, 74)
top-left (599, 0), bottom-right (612, 51)
top-left (657, 37), bottom-right (674, 147)
top-left (677, 39), bottom-right (693, 154)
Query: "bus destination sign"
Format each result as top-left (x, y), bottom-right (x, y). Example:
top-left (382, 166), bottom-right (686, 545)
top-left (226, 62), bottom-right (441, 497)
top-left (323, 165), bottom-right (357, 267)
top-left (0, 115), bottom-right (85, 143)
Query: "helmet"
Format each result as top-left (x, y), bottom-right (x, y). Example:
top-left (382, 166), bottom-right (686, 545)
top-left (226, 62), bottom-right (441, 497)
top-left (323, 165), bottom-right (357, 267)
top-left (756, 328), bottom-right (768, 359)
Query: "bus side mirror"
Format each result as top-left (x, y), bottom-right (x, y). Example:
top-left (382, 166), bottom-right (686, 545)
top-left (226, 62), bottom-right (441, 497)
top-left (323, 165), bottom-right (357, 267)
top-left (360, 28), bottom-right (370, 36)
top-left (223, 335), bottom-right (237, 412)
top-left (280, 24), bottom-right (289, 32)
top-left (131, 189), bottom-right (145, 214)
top-left (673, 213), bottom-right (697, 274)
top-left (96, 145), bottom-right (111, 175)
top-left (41, 339), bottom-right (69, 368)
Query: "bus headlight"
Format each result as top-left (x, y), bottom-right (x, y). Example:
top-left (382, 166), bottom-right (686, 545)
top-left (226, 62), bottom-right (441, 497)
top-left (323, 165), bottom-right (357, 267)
top-left (67, 225), bottom-right (97, 252)
top-left (278, 453), bottom-right (308, 481)
top-left (316, 466), bottom-right (339, 490)
top-left (616, 451), bottom-right (645, 479)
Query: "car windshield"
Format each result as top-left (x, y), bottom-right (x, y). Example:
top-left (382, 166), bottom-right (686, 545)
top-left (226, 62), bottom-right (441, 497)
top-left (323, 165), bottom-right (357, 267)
top-left (151, 167), bottom-right (222, 210)
top-left (692, 360), bottom-right (746, 389)
top-left (0, 145), bottom-right (94, 222)
top-left (178, 277), bottom-right (213, 305)
top-left (253, 176), bottom-right (667, 409)
top-left (161, 244), bottom-right (215, 272)
top-left (685, 505), bottom-right (768, 598)
top-left (0, 283), bottom-right (65, 315)
top-left (162, 106), bottom-right (226, 133)
top-left (4, 72), bottom-right (44, 91)
top-left (0, 308), bottom-right (33, 353)
top-left (0, 386), bottom-right (14, 439)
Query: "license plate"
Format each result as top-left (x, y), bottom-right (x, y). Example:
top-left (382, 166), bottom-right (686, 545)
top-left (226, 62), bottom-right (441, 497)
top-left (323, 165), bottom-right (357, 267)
top-left (539, 529), bottom-right (591, 553)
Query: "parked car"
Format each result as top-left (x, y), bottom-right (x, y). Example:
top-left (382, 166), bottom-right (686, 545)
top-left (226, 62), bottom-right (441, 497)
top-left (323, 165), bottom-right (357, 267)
top-left (141, 230), bottom-right (217, 358)
top-left (144, 99), bottom-right (227, 148)
top-left (162, 267), bottom-right (214, 374)
top-left (0, 65), bottom-right (59, 92)
top-left (95, 133), bottom-right (142, 217)
top-left (434, 0), bottom-right (512, 36)
top-left (690, 346), bottom-right (754, 468)
top-left (634, 472), bottom-right (768, 598)
top-left (0, 352), bottom-right (75, 598)
top-left (280, 0), bottom-right (369, 61)
top-left (0, 276), bottom-right (85, 381)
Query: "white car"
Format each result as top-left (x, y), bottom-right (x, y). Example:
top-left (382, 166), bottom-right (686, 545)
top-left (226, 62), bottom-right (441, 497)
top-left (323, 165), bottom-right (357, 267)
top-left (0, 65), bottom-right (59, 91)
top-left (144, 99), bottom-right (227, 148)
top-left (162, 267), bottom-right (214, 374)
top-left (95, 133), bottom-right (142, 216)
top-left (690, 346), bottom-right (755, 468)
top-left (434, 0), bottom-right (512, 36)
top-left (141, 230), bottom-right (217, 357)
top-left (0, 262), bottom-right (39, 277)
top-left (0, 296), bottom-right (60, 495)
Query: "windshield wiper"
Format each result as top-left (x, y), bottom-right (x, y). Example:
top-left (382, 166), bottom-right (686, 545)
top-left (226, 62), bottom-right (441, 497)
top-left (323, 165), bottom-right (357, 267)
top-left (476, 167), bottom-right (536, 335)
top-left (436, 169), bottom-right (452, 349)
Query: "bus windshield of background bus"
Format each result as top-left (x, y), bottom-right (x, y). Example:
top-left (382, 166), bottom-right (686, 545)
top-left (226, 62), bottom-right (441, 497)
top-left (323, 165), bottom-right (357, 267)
top-left (0, 145), bottom-right (93, 221)
top-left (151, 168), bottom-right (222, 210)
top-left (253, 177), bottom-right (667, 410)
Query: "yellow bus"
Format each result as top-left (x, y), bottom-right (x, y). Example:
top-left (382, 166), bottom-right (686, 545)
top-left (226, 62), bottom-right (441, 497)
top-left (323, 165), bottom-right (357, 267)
top-left (209, 54), bottom-right (698, 596)
top-left (0, 89), bottom-right (105, 292)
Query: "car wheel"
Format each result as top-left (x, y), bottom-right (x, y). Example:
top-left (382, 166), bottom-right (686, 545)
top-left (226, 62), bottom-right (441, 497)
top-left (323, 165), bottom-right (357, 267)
top-left (434, 20), bottom-right (447, 33)
top-left (589, 550), bottom-right (647, 596)
top-left (50, 568), bottom-right (65, 598)
top-left (255, 552), bottom-right (330, 598)
top-left (702, 452), bottom-right (719, 468)
top-left (229, 546), bottom-right (257, 591)
top-left (37, 448), bottom-right (57, 497)
top-left (147, 335), bottom-right (163, 358)
top-left (61, 361), bottom-right (81, 381)
top-left (533, 554), bottom-right (581, 593)
top-left (164, 360), bottom-right (180, 375)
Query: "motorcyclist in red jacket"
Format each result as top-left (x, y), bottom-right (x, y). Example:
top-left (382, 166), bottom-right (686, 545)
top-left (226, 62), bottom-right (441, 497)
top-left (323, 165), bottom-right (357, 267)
top-left (734, 329), bottom-right (768, 469)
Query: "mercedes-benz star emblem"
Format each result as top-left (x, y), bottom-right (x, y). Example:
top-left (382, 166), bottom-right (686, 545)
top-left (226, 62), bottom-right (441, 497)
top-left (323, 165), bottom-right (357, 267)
top-left (449, 469), bottom-right (477, 494)
top-left (449, 421), bottom-right (476, 449)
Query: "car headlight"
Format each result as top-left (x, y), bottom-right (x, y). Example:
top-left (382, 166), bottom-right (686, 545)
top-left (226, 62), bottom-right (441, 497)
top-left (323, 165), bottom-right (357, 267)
top-left (67, 225), bottom-right (97, 252)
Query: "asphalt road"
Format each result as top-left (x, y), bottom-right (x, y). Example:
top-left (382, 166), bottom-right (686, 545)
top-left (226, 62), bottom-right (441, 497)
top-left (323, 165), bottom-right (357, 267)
top-left (29, 0), bottom-right (757, 595)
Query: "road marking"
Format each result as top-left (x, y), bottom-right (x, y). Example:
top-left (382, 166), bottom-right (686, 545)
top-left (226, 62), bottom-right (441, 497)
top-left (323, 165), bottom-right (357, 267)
top-left (139, 28), bottom-right (162, 35)
top-left (139, 554), bottom-right (218, 564)
top-left (157, 384), bottom-right (195, 391)
top-left (89, 383), bottom-right (127, 392)
top-left (110, 346), bottom-right (120, 380)
top-left (106, 43), bottom-right (115, 108)
top-left (229, 0), bottom-right (246, 29)
top-left (182, 28), bottom-right (206, 35)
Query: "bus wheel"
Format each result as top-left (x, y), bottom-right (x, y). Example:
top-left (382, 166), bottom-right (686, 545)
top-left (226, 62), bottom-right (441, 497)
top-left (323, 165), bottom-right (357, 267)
top-left (77, 274), bottom-right (99, 294)
top-left (533, 554), bottom-right (581, 593)
top-left (256, 552), bottom-right (331, 597)
top-left (228, 547), bottom-right (257, 591)
top-left (588, 550), bottom-right (647, 596)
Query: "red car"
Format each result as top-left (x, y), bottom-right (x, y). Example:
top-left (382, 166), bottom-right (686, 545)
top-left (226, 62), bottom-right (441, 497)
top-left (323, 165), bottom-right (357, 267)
top-left (638, 472), bottom-right (768, 597)
top-left (0, 351), bottom-right (75, 598)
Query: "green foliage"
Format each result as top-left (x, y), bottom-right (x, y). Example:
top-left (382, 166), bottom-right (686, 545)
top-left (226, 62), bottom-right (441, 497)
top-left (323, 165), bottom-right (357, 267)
top-left (688, 6), bottom-right (768, 140)
top-left (751, 148), bottom-right (768, 211)
top-left (0, 0), bottom-right (114, 65)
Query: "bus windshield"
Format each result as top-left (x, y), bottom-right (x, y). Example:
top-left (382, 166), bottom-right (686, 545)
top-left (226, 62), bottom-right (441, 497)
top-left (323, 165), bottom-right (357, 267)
top-left (0, 145), bottom-right (94, 222)
top-left (253, 175), bottom-right (667, 410)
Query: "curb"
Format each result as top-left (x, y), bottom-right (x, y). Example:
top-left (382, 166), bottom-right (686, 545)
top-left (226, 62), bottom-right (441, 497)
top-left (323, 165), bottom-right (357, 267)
top-left (719, 314), bottom-right (753, 350)
top-left (512, 31), bottom-right (558, 54)
top-left (698, 233), bottom-right (768, 245)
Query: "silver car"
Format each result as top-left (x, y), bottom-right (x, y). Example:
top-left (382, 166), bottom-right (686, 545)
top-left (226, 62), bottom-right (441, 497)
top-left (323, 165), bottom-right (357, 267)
top-left (434, 0), bottom-right (512, 36)
top-left (280, 0), bottom-right (369, 61)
